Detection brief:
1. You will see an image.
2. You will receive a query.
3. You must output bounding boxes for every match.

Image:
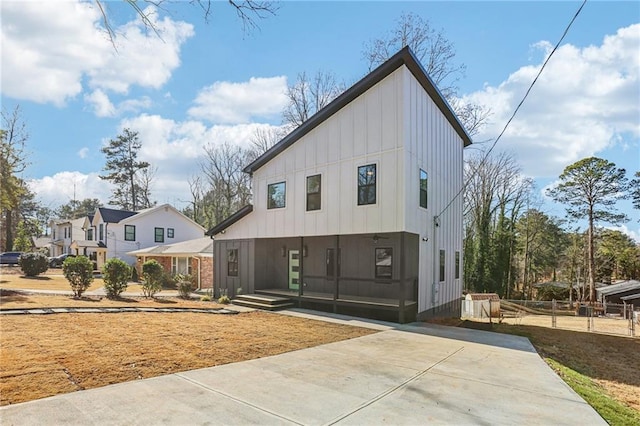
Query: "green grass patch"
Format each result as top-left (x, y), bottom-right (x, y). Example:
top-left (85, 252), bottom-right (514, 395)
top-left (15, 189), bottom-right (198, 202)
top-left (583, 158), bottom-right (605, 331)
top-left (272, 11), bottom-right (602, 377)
top-left (545, 358), bottom-right (640, 426)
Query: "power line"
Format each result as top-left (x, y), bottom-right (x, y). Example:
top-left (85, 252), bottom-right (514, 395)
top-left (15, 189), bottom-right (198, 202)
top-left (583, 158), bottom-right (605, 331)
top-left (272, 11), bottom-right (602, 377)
top-left (436, 0), bottom-right (588, 221)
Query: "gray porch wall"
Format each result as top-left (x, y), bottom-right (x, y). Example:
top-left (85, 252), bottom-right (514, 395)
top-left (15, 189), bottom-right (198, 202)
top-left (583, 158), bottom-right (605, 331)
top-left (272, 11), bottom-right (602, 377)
top-left (214, 239), bottom-right (254, 298)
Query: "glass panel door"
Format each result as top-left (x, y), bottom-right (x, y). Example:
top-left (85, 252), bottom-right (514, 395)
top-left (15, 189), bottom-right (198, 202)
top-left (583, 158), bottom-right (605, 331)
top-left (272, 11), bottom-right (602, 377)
top-left (288, 250), bottom-right (300, 291)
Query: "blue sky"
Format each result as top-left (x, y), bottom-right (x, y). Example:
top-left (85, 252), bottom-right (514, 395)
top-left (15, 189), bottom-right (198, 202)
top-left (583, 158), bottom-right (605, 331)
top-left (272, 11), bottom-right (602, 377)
top-left (2, 1), bottom-right (639, 240)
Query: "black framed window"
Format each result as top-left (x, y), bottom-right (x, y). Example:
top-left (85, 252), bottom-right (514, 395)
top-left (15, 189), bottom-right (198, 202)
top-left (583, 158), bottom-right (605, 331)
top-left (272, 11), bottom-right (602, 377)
top-left (155, 227), bottom-right (164, 243)
top-left (124, 225), bottom-right (136, 241)
top-left (306, 174), bottom-right (321, 211)
top-left (99, 224), bottom-right (104, 241)
top-left (375, 248), bottom-right (392, 279)
top-left (420, 169), bottom-right (428, 209)
top-left (455, 251), bottom-right (460, 279)
top-left (87, 228), bottom-right (93, 241)
top-left (167, 228), bottom-right (174, 238)
top-left (358, 164), bottom-right (377, 205)
top-left (439, 249), bottom-right (445, 282)
top-left (227, 249), bottom-right (238, 277)
top-left (267, 182), bottom-right (286, 209)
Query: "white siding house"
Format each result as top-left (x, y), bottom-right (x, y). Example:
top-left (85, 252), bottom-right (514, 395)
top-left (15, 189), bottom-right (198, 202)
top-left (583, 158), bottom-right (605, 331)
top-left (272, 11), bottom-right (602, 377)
top-left (89, 204), bottom-right (206, 268)
top-left (207, 47), bottom-right (471, 322)
top-left (50, 218), bottom-right (86, 257)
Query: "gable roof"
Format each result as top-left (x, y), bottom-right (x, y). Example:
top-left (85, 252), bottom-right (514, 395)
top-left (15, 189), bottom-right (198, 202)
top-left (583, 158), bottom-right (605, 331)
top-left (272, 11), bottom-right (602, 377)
top-left (596, 280), bottom-right (640, 296)
top-left (97, 207), bottom-right (137, 223)
top-left (244, 46), bottom-right (472, 175)
top-left (126, 237), bottom-right (213, 257)
top-left (119, 204), bottom-right (205, 231)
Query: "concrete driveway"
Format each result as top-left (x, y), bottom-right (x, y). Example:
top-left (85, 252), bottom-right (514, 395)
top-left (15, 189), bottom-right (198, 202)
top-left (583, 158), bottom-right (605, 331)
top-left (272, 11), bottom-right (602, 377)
top-left (0, 310), bottom-right (605, 425)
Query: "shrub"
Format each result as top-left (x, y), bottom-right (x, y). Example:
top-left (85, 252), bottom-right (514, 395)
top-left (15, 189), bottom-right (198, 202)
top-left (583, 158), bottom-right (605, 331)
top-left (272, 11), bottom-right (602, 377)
top-left (200, 295), bottom-right (211, 302)
top-left (161, 271), bottom-right (176, 289)
top-left (63, 256), bottom-right (94, 298)
top-left (141, 259), bottom-right (163, 298)
top-left (18, 252), bottom-right (49, 277)
top-left (175, 274), bottom-right (195, 299)
top-left (218, 295), bottom-right (230, 304)
top-left (102, 258), bottom-right (131, 299)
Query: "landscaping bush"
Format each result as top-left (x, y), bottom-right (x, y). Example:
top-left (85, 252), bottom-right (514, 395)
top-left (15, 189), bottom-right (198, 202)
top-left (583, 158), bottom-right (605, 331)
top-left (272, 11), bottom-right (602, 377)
top-left (18, 252), bottom-right (48, 277)
top-left (102, 258), bottom-right (131, 299)
top-left (141, 259), bottom-right (163, 298)
top-left (63, 256), bottom-right (94, 298)
top-left (218, 295), bottom-right (230, 304)
top-left (161, 271), bottom-right (176, 289)
top-left (174, 274), bottom-right (195, 299)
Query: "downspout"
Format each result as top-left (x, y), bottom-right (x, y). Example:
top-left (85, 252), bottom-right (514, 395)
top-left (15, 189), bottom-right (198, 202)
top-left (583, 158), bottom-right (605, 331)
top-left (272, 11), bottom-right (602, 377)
top-left (210, 234), bottom-right (216, 299)
top-left (196, 256), bottom-right (201, 291)
top-left (432, 215), bottom-right (440, 308)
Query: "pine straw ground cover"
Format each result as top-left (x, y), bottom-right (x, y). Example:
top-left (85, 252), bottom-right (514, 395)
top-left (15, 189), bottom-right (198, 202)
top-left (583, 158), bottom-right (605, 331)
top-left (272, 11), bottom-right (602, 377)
top-left (1, 306), bottom-right (376, 405)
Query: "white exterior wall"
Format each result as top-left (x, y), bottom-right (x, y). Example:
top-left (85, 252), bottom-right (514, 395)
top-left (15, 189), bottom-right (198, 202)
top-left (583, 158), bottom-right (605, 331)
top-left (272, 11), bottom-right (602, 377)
top-left (219, 69), bottom-right (406, 241)
top-left (400, 68), bottom-right (465, 314)
top-left (98, 206), bottom-right (205, 265)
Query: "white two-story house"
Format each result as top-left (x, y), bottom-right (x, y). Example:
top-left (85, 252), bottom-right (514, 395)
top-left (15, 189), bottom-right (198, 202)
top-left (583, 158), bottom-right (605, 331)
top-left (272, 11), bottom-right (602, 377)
top-left (50, 218), bottom-right (86, 257)
top-left (206, 47), bottom-right (471, 323)
top-left (84, 204), bottom-right (206, 269)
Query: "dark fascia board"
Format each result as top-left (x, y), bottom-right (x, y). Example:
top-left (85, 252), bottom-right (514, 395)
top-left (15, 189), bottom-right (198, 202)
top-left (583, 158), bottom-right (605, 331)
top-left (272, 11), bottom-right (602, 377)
top-left (205, 205), bottom-right (254, 236)
top-left (244, 46), bottom-right (472, 175)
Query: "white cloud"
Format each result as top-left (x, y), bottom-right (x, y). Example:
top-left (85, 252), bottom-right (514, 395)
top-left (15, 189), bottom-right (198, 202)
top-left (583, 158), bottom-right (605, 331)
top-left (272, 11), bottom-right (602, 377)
top-left (85, 89), bottom-right (116, 117)
top-left (462, 23), bottom-right (640, 178)
top-left (188, 77), bottom-right (289, 124)
top-left (1, 1), bottom-right (193, 109)
top-left (28, 171), bottom-right (112, 209)
top-left (77, 147), bottom-right (90, 159)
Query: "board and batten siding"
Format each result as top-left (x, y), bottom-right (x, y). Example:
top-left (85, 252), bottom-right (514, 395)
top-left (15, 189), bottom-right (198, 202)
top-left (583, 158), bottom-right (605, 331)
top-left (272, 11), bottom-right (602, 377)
top-left (218, 68), bottom-right (407, 241)
top-left (401, 67), bottom-right (465, 315)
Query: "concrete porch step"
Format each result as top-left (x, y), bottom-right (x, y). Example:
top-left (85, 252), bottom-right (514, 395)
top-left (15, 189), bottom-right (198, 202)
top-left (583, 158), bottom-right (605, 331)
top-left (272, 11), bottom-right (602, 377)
top-left (232, 294), bottom-right (294, 311)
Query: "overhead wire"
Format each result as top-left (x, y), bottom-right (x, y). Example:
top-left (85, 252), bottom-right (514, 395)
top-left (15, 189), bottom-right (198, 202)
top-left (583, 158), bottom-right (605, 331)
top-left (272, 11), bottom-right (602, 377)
top-left (435, 0), bottom-right (588, 221)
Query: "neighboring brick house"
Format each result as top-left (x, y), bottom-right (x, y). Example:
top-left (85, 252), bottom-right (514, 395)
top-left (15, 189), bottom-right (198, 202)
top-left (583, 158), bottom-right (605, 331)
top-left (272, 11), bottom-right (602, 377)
top-left (127, 237), bottom-right (214, 290)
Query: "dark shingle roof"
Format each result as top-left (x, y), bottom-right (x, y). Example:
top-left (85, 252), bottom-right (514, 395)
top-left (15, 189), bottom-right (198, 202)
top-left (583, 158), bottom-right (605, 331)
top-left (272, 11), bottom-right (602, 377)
top-left (243, 46), bottom-right (472, 175)
top-left (98, 207), bottom-right (137, 223)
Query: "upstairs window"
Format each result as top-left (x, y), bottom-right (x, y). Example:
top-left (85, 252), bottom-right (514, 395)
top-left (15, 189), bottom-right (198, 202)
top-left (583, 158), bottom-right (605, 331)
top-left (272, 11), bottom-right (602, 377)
top-left (306, 174), bottom-right (321, 211)
top-left (358, 164), bottom-right (376, 205)
top-left (439, 250), bottom-right (446, 282)
top-left (420, 169), bottom-right (428, 209)
top-left (155, 227), bottom-right (164, 243)
top-left (87, 229), bottom-right (93, 241)
top-left (167, 228), bottom-right (175, 238)
top-left (375, 248), bottom-right (393, 279)
top-left (227, 249), bottom-right (238, 277)
top-left (455, 251), bottom-right (460, 279)
top-left (124, 225), bottom-right (136, 241)
top-left (267, 182), bottom-right (286, 209)
top-left (99, 224), bottom-right (104, 241)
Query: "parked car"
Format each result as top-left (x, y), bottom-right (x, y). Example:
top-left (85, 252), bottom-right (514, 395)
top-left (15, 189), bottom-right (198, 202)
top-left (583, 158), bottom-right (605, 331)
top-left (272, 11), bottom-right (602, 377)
top-left (49, 253), bottom-right (76, 268)
top-left (0, 251), bottom-right (24, 265)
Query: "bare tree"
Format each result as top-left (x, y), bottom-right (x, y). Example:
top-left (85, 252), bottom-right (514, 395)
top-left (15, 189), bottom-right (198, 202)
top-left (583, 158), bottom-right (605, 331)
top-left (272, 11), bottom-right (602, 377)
top-left (282, 71), bottom-right (346, 127)
top-left (247, 126), bottom-right (288, 162)
top-left (200, 141), bottom-right (252, 225)
top-left (95, 0), bottom-right (278, 47)
top-left (135, 165), bottom-right (157, 209)
top-left (1, 105), bottom-right (30, 251)
top-left (362, 12), bottom-right (489, 136)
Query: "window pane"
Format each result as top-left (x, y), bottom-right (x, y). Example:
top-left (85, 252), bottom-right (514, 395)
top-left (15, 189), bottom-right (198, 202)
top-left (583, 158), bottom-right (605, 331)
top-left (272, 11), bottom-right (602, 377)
top-left (420, 169), bottom-right (428, 209)
top-left (357, 164), bottom-right (376, 205)
top-left (439, 249), bottom-right (445, 282)
top-left (455, 251), bottom-right (460, 279)
top-left (306, 175), bottom-right (321, 211)
top-left (167, 228), bottom-right (174, 238)
top-left (227, 249), bottom-right (238, 277)
top-left (375, 248), bottom-right (392, 278)
top-left (155, 227), bottom-right (164, 243)
top-left (125, 225), bottom-right (135, 241)
top-left (267, 182), bottom-right (286, 209)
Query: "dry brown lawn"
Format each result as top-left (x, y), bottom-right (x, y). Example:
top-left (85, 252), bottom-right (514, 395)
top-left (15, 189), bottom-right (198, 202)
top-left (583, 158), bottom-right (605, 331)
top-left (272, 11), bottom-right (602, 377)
top-left (460, 319), bottom-right (640, 413)
top-left (0, 267), bottom-right (104, 292)
top-left (0, 304), bottom-right (376, 406)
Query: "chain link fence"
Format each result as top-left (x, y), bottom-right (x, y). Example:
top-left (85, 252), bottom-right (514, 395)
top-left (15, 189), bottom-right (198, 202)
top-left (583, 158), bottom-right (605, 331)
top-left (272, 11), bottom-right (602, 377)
top-left (463, 298), bottom-right (638, 337)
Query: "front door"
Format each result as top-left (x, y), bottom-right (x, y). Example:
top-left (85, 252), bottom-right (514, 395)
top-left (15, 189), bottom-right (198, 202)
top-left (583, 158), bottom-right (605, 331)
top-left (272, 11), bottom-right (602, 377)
top-left (288, 250), bottom-right (300, 291)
